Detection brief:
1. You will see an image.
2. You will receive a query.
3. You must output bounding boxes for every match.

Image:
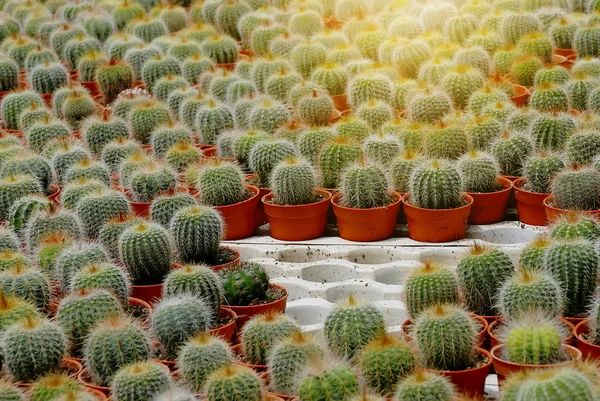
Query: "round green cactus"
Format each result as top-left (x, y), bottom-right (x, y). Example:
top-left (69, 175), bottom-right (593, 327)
top-left (551, 165), bottom-right (600, 211)
top-left (248, 97), bottom-right (290, 134)
top-left (319, 136), bottom-right (363, 189)
top-left (57, 288), bottom-right (122, 353)
top-left (82, 114), bottom-right (129, 157)
top-left (298, 89), bottom-right (334, 126)
top-left (310, 63), bottom-right (348, 97)
top-left (1, 316), bottom-right (66, 382)
top-left (129, 161), bottom-right (176, 203)
top-left (498, 268), bottom-right (563, 318)
top-left (534, 66), bottom-right (570, 86)
top-left (61, 178), bottom-right (107, 210)
top-left (0, 264), bottom-right (50, 311)
top-left (518, 32), bottom-right (553, 63)
top-left (565, 130), bottom-right (600, 165)
top-left (111, 361), bottom-right (172, 401)
top-left (8, 194), bottom-right (50, 237)
top-left (389, 150), bottom-right (425, 193)
top-left (297, 362), bottom-right (360, 401)
top-left (500, 12), bottom-right (541, 44)
top-left (196, 98), bottom-right (235, 144)
top-left (76, 188), bottom-right (130, 240)
top-left (267, 331), bottom-right (324, 396)
top-left (152, 294), bottom-right (213, 360)
top-left (523, 152), bottom-right (565, 194)
top-left (0, 380), bottom-right (24, 401)
top-left (0, 56), bottom-right (18, 92)
top-left (530, 113), bottom-right (576, 152)
top-left (529, 83), bottom-right (570, 113)
top-left (356, 99), bottom-right (392, 130)
top-left (201, 34), bottom-right (239, 64)
top-left (501, 313), bottom-right (565, 364)
top-left (29, 62), bottom-right (68, 95)
top-left (19, 102), bottom-right (52, 132)
top-left (404, 261), bottom-right (460, 319)
top-left (97, 214), bottom-right (136, 259)
top-left (69, 262), bottom-right (131, 304)
top-left (511, 55), bottom-right (544, 87)
top-left (358, 333), bottom-right (416, 396)
top-left (204, 364), bottom-right (262, 401)
top-left (395, 371), bottom-right (456, 401)
top-left (408, 87), bottom-right (453, 124)
top-left (574, 23), bottom-right (600, 58)
top-left (339, 163), bottom-right (390, 209)
top-left (141, 54), bottom-right (182, 92)
top-left (64, 158), bottom-right (110, 187)
top-left (408, 159), bottom-right (463, 210)
top-left (61, 92), bottom-right (95, 131)
top-left (170, 205), bottom-right (223, 265)
top-left (503, 367), bottom-right (595, 401)
top-left (177, 332), bottom-right (233, 392)
top-left (1, 90), bottom-right (44, 130)
top-left (29, 372), bottom-right (81, 401)
top-left (392, 39), bottom-right (432, 78)
top-left (220, 262), bottom-right (269, 306)
top-left (424, 122), bottom-right (469, 160)
top-left (543, 239), bottom-right (599, 317)
top-left (26, 117), bottom-right (71, 155)
top-left (457, 150), bottom-right (499, 193)
top-left (55, 242), bottom-right (109, 292)
top-left (491, 132), bottom-right (534, 176)
top-left (324, 296), bottom-right (386, 360)
top-left (25, 208), bottom-right (82, 253)
top-left (347, 72), bottom-right (392, 109)
top-left (550, 213), bottom-right (600, 241)
top-left (129, 99), bottom-right (171, 145)
top-left (163, 264), bottom-right (223, 315)
top-left (83, 315), bottom-right (151, 386)
top-left (120, 220), bottom-right (172, 285)
top-left (241, 312), bottom-right (299, 365)
top-left (96, 59), bottom-right (134, 102)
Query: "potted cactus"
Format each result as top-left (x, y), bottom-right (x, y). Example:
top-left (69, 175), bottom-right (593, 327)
top-left (491, 313), bottom-right (582, 384)
top-left (262, 156), bottom-right (331, 241)
top-left (187, 159), bottom-right (260, 240)
top-left (514, 152), bottom-right (564, 226)
top-left (413, 304), bottom-right (492, 396)
top-left (457, 150), bottom-right (513, 224)
top-left (219, 262), bottom-right (288, 328)
top-left (544, 164), bottom-right (600, 220)
top-left (331, 162), bottom-right (401, 242)
top-left (402, 159), bottom-right (473, 242)
top-left (574, 291), bottom-right (600, 360)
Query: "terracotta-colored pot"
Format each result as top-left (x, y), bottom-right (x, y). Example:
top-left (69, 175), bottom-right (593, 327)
top-left (262, 190), bottom-right (331, 241)
top-left (402, 315), bottom-right (488, 348)
top-left (130, 283), bottom-right (163, 305)
top-left (214, 185), bottom-right (260, 240)
top-left (209, 246), bottom-right (241, 271)
top-left (555, 48), bottom-right (576, 58)
top-left (41, 93), bottom-right (52, 106)
top-left (47, 183), bottom-right (61, 205)
top-left (200, 145), bottom-right (217, 158)
top-left (331, 93), bottom-right (349, 112)
top-left (332, 191), bottom-right (402, 242)
top-left (85, 387), bottom-right (108, 401)
top-left (513, 178), bottom-right (549, 226)
top-left (491, 343), bottom-right (582, 384)
top-left (467, 177), bottom-right (512, 224)
top-left (403, 194), bottom-right (473, 243)
top-left (255, 187), bottom-right (271, 229)
top-left (77, 368), bottom-right (109, 396)
top-left (488, 317), bottom-right (576, 350)
top-left (216, 62), bottom-right (236, 71)
top-left (209, 307), bottom-right (237, 344)
top-left (426, 348), bottom-right (492, 397)
top-left (551, 53), bottom-right (568, 67)
top-left (231, 343), bottom-right (267, 372)
top-left (69, 70), bottom-right (78, 80)
top-left (575, 319), bottom-right (600, 360)
top-left (544, 195), bottom-right (600, 221)
top-left (227, 283), bottom-right (288, 328)
top-left (80, 81), bottom-right (100, 97)
top-left (323, 16), bottom-right (345, 29)
top-left (510, 84), bottom-right (530, 106)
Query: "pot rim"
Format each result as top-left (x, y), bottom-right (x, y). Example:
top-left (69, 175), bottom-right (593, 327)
top-left (262, 189), bottom-right (332, 209)
top-left (424, 347), bottom-right (492, 375)
top-left (212, 185), bottom-right (260, 211)
top-left (225, 283), bottom-right (288, 311)
top-left (466, 176), bottom-right (513, 197)
top-left (331, 190), bottom-right (402, 212)
top-left (490, 343), bottom-right (581, 369)
top-left (402, 193), bottom-right (474, 214)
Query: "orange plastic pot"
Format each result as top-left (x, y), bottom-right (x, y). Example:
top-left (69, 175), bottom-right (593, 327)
top-left (80, 81), bottom-right (100, 97)
top-left (426, 348), bottom-right (491, 397)
top-left (403, 194), bottom-right (473, 243)
top-left (131, 283), bottom-right (163, 305)
top-left (255, 187), bottom-right (271, 228)
top-left (86, 387), bottom-right (108, 401)
top-left (513, 178), bottom-right (549, 226)
top-left (544, 195), bottom-right (600, 221)
top-left (491, 343), bottom-right (582, 384)
top-left (331, 94), bottom-right (349, 112)
top-left (551, 53), bottom-right (568, 67)
top-left (216, 62), bottom-right (236, 71)
top-left (262, 190), bottom-right (331, 241)
top-left (128, 297), bottom-right (152, 325)
top-left (510, 84), bottom-right (530, 106)
top-left (331, 191), bottom-right (402, 242)
top-left (200, 145), bottom-right (217, 157)
top-left (41, 93), bottom-right (52, 106)
top-left (575, 319), bottom-right (600, 360)
top-left (467, 177), bottom-right (512, 224)
top-left (555, 48), bottom-right (575, 58)
top-left (47, 184), bottom-right (61, 205)
top-left (209, 307), bottom-right (237, 343)
top-left (227, 283), bottom-right (288, 328)
top-left (214, 185), bottom-right (260, 240)
top-left (259, 372), bottom-right (295, 401)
